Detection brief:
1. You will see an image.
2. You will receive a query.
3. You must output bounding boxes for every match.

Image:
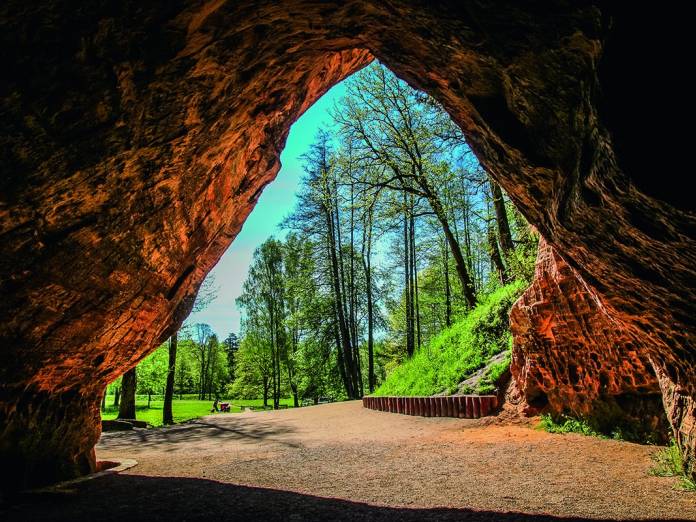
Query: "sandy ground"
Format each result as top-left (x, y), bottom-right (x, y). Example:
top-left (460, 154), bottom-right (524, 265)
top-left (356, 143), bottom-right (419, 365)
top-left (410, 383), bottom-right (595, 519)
top-left (3, 401), bottom-right (694, 521)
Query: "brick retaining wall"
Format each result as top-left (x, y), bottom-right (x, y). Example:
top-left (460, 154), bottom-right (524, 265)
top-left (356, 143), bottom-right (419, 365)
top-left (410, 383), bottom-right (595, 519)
top-left (362, 395), bottom-right (497, 418)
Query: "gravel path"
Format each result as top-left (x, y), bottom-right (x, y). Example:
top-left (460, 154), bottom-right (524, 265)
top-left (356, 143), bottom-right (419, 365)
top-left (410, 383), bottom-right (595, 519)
top-left (3, 401), bottom-right (694, 521)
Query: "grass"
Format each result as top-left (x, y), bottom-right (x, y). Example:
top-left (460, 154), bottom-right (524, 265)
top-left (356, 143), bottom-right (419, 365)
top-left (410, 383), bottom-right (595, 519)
top-left (649, 440), bottom-right (696, 491)
top-left (537, 409), bottom-right (666, 445)
top-left (101, 396), bottom-right (296, 427)
top-left (537, 413), bottom-right (604, 438)
top-left (374, 281), bottom-right (525, 397)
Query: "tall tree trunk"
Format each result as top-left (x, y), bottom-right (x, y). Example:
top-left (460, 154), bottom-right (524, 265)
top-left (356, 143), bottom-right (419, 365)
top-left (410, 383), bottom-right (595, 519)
top-left (488, 227), bottom-right (508, 284)
top-left (334, 190), bottom-right (360, 396)
top-left (291, 383), bottom-right (299, 408)
top-left (461, 190), bottom-right (474, 286)
top-left (410, 201), bottom-right (421, 350)
top-left (403, 193), bottom-right (414, 357)
top-left (489, 175), bottom-right (514, 256)
top-left (408, 167), bottom-right (477, 308)
top-left (274, 336), bottom-right (281, 410)
top-left (362, 204), bottom-right (375, 393)
top-left (326, 197), bottom-right (357, 398)
top-left (113, 386), bottom-right (120, 408)
top-left (205, 343), bottom-right (213, 400)
top-left (198, 349), bottom-right (206, 400)
top-left (117, 367), bottom-right (137, 420)
top-left (428, 193), bottom-right (477, 308)
top-left (334, 318), bottom-right (352, 398)
top-left (263, 376), bottom-right (269, 409)
top-left (329, 226), bottom-right (354, 399)
top-left (365, 257), bottom-right (375, 393)
top-left (163, 332), bottom-right (177, 424)
top-left (443, 239), bottom-right (452, 327)
top-left (101, 389), bottom-right (107, 412)
top-left (288, 332), bottom-right (299, 408)
top-left (349, 180), bottom-right (363, 397)
top-left (270, 312), bottom-right (277, 410)
top-left (208, 343), bottom-right (218, 401)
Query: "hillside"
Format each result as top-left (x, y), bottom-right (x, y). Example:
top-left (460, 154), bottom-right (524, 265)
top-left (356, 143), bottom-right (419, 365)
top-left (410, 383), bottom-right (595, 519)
top-left (374, 282), bottom-right (526, 397)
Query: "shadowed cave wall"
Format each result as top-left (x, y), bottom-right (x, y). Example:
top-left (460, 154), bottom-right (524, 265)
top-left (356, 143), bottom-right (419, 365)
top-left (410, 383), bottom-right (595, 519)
top-left (1, 1), bottom-right (694, 489)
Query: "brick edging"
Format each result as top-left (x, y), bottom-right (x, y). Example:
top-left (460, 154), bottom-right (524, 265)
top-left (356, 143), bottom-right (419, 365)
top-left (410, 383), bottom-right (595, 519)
top-left (362, 395), bottom-right (497, 418)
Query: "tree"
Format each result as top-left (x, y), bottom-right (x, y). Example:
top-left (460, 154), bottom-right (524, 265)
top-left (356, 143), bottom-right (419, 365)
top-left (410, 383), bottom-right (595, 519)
top-left (237, 238), bottom-right (288, 408)
top-left (163, 275), bottom-right (218, 423)
top-left (283, 234), bottom-right (314, 407)
top-left (117, 367), bottom-right (137, 420)
top-left (292, 131), bottom-right (361, 397)
top-left (190, 323), bottom-right (214, 399)
top-left (163, 332), bottom-right (178, 424)
top-left (137, 344), bottom-right (168, 408)
top-left (333, 63), bottom-right (477, 310)
top-left (488, 175), bottom-right (514, 256)
top-left (223, 332), bottom-right (240, 382)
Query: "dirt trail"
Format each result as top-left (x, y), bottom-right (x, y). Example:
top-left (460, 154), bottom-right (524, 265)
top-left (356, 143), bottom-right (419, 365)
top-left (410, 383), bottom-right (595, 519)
top-left (3, 401), bottom-right (694, 521)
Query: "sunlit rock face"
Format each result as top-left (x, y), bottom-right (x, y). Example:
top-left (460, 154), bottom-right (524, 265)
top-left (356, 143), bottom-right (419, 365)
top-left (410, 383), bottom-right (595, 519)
top-left (0, 1), bottom-right (694, 487)
top-left (510, 239), bottom-right (668, 440)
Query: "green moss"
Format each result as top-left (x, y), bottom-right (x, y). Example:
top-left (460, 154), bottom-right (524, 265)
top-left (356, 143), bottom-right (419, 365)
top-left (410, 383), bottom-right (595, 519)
top-left (374, 281), bottom-right (525, 397)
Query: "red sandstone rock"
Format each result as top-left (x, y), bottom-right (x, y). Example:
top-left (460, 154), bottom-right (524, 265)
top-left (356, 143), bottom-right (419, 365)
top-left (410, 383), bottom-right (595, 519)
top-left (0, 1), bottom-right (694, 487)
top-left (510, 239), bottom-right (668, 439)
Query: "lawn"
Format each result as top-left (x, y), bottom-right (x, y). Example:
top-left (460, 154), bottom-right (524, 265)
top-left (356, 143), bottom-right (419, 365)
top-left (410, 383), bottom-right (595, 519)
top-left (101, 396), bottom-right (297, 427)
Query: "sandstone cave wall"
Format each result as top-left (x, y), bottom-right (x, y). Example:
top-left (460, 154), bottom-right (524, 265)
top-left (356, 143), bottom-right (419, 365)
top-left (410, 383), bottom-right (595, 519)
top-left (0, 1), bottom-right (694, 487)
top-left (510, 238), bottom-right (668, 440)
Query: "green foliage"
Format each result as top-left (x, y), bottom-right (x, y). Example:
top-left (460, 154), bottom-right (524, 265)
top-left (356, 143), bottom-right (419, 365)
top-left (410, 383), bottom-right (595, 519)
top-left (537, 414), bottom-right (604, 438)
top-left (136, 344), bottom-right (169, 396)
top-left (101, 396), bottom-right (298, 427)
top-left (505, 205), bottom-right (539, 285)
top-left (537, 406), bottom-right (665, 446)
top-left (373, 281), bottom-right (525, 396)
top-left (227, 334), bottom-right (273, 400)
top-left (649, 440), bottom-right (696, 491)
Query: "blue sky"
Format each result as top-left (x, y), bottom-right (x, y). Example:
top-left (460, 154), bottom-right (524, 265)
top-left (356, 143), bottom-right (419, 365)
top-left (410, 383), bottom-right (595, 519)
top-left (185, 80), bottom-right (348, 339)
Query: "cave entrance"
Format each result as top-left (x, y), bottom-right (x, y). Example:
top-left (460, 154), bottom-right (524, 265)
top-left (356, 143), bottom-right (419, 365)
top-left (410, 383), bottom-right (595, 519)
top-left (101, 61), bottom-right (532, 427)
top-left (3, 2), bottom-right (693, 501)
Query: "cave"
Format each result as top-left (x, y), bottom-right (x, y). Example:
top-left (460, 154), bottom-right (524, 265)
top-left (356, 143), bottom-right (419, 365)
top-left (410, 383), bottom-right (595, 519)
top-left (1, 1), bottom-right (694, 491)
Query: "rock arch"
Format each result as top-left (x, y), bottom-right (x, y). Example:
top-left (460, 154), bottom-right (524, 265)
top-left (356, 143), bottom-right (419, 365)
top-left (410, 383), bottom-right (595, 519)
top-left (1, 1), bottom-right (694, 489)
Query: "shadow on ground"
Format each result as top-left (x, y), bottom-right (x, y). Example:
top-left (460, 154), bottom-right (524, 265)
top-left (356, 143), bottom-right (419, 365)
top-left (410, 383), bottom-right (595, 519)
top-left (98, 416), bottom-right (299, 451)
top-left (1, 474), bottom-right (690, 522)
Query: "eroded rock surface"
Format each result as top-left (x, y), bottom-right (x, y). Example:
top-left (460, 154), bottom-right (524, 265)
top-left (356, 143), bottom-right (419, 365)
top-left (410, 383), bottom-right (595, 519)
top-left (510, 239), bottom-right (668, 440)
top-left (1, 1), bottom-right (694, 487)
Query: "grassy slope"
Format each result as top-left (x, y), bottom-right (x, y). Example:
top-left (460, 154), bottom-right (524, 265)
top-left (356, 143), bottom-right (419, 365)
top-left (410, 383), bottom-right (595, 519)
top-left (101, 397), bottom-right (296, 427)
top-left (374, 281), bottom-right (525, 397)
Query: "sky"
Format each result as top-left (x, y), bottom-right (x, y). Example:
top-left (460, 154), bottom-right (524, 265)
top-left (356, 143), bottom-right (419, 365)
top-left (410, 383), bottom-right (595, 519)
top-left (185, 80), bottom-right (349, 339)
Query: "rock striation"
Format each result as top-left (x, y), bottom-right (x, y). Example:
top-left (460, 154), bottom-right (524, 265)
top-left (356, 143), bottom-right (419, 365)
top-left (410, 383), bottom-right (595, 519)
top-left (1, 1), bottom-right (694, 487)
